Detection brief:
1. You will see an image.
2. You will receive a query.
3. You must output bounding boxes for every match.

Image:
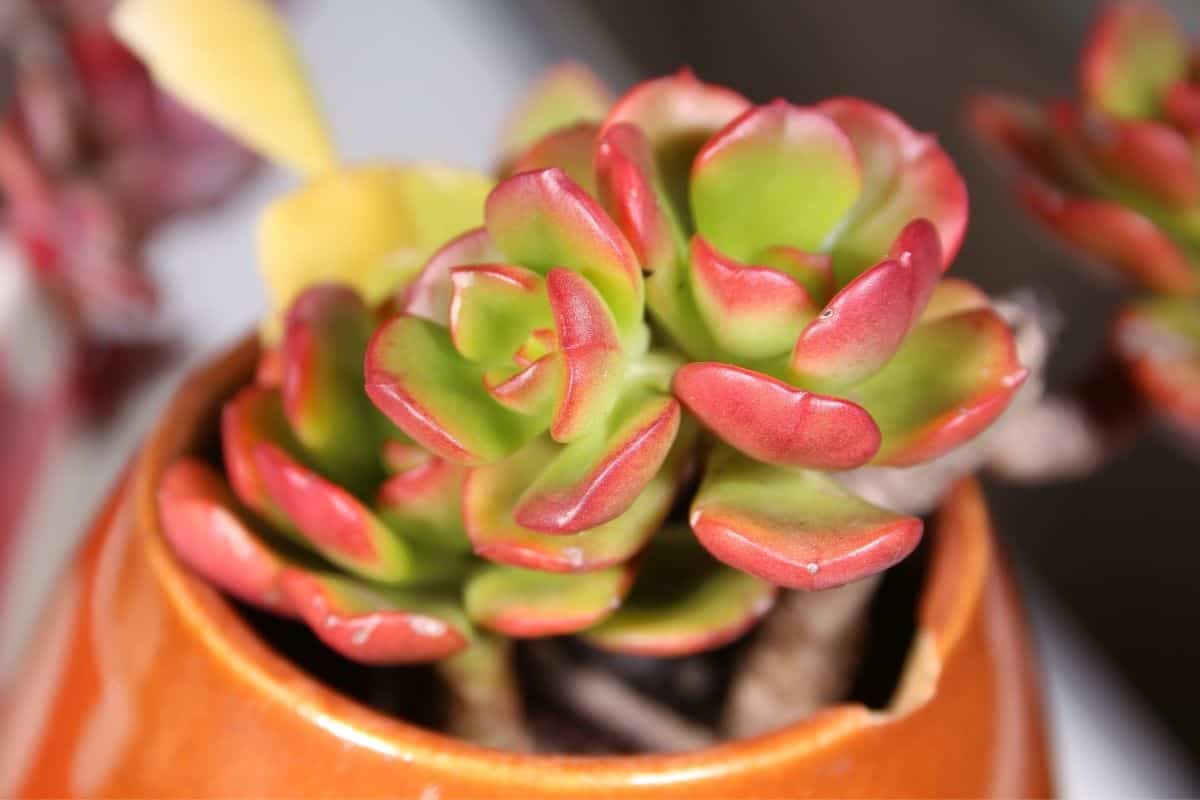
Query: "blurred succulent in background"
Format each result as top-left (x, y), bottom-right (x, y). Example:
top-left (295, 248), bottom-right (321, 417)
top-left (124, 0), bottom-right (1029, 749)
top-left (0, 0), bottom-right (256, 415)
top-left (973, 0), bottom-right (1200, 446)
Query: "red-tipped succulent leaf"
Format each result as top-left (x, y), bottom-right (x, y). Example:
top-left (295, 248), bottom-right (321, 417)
top-left (281, 570), bottom-right (470, 664)
top-left (583, 525), bottom-right (776, 657)
top-left (158, 458), bottom-right (293, 614)
top-left (689, 448), bottom-right (923, 591)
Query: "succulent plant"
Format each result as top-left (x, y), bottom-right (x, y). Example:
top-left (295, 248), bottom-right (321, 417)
top-left (973, 0), bottom-right (1200, 443)
top-left (973, 1), bottom-right (1200, 295)
top-left (127, 0), bottom-right (1026, 718)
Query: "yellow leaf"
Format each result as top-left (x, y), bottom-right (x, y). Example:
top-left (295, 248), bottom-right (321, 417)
top-left (258, 163), bottom-right (493, 340)
top-left (112, 0), bottom-right (336, 175)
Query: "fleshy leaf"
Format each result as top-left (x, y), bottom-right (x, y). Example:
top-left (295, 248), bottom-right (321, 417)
top-left (282, 570), bottom-right (470, 664)
top-left (583, 525), bottom-right (776, 657)
top-left (463, 433), bottom-right (686, 572)
top-left (484, 355), bottom-right (565, 418)
top-left (820, 98), bottom-right (967, 283)
top-left (756, 247), bottom-right (836, 307)
top-left (376, 456), bottom-right (471, 556)
top-left (546, 268), bottom-right (627, 441)
top-left (500, 62), bottom-right (611, 162)
top-left (221, 386), bottom-right (302, 532)
top-left (601, 70), bottom-right (750, 226)
top-left (365, 315), bottom-right (543, 464)
top-left (254, 442), bottom-right (419, 583)
top-left (158, 459), bottom-right (292, 614)
top-left (791, 219), bottom-right (943, 384)
top-left (595, 122), bottom-right (680, 273)
top-left (673, 362), bottom-right (880, 470)
top-left (690, 101), bottom-right (862, 261)
top-left (280, 285), bottom-right (385, 490)
top-left (1164, 81), bottom-right (1200, 134)
top-left (464, 563), bottom-right (631, 637)
top-left (508, 123), bottom-right (600, 196)
top-left (448, 264), bottom-right (550, 364)
top-left (112, 0), bottom-right (335, 174)
top-left (1081, 1), bottom-right (1190, 119)
top-left (485, 168), bottom-right (643, 335)
top-left (1018, 179), bottom-right (1198, 294)
top-left (919, 277), bottom-right (991, 323)
top-left (514, 389), bottom-right (681, 533)
top-left (1114, 296), bottom-right (1200, 435)
top-left (403, 228), bottom-right (501, 326)
top-left (1048, 102), bottom-right (1199, 207)
top-left (259, 164), bottom-right (493, 340)
top-left (689, 235), bottom-right (813, 360)
top-left (689, 448), bottom-right (923, 590)
top-left (851, 308), bottom-right (1028, 466)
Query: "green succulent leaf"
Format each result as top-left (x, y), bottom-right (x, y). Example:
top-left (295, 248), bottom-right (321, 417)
top-left (221, 386), bottom-right (304, 534)
top-left (849, 308), bottom-right (1028, 466)
top-left (508, 123), bottom-right (601, 196)
top-left (464, 562), bottom-right (631, 637)
top-left (485, 168), bottom-right (644, 337)
top-left (254, 442), bottom-right (456, 584)
top-left (820, 98), bottom-right (966, 284)
top-left (404, 228), bottom-right (502, 326)
top-left (689, 447), bottom-right (923, 590)
top-left (282, 570), bottom-right (471, 664)
top-left (545, 268), bottom-right (628, 442)
top-left (448, 264), bottom-right (551, 365)
top-left (280, 285), bottom-right (389, 491)
top-left (365, 315), bottom-right (544, 464)
top-left (464, 427), bottom-right (691, 572)
top-left (514, 387), bottom-right (681, 533)
top-left (756, 247), bottom-right (836, 307)
top-left (501, 62), bottom-right (612, 162)
top-left (601, 70), bottom-right (751, 228)
top-left (583, 525), bottom-right (776, 657)
top-left (1081, 1), bottom-right (1191, 119)
top-left (689, 235), bottom-right (814, 360)
top-left (690, 101), bottom-right (862, 261)
top-left (790, 219), bottom-right (943, 385)
top-left (376, 456), bottom-right (472, 557)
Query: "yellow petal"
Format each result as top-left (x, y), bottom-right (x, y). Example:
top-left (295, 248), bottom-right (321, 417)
top-left (112, 0), bottom-right (336, 175)
top-left (258, 163), bottom-right (493, 340)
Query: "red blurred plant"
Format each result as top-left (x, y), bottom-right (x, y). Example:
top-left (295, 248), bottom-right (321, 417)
top-left (973, 0), bottom-right (1200, 449)
top-left (0, 0), bottom-right (254, 416)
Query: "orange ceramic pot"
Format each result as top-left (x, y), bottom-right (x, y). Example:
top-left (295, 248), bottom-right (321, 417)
top-left (0, 337), bottom-right (1053, 798)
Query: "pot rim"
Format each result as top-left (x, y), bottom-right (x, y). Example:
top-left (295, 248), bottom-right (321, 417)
top-left (133, 333), bottom-right (993, 783)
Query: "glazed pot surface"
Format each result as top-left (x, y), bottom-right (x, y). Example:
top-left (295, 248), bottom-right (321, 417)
top-left (0, 337), bottom-right (1053, 798)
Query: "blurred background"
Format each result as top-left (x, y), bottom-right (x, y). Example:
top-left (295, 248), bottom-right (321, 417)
top-left (0, 1), bottom-right (1197, 795)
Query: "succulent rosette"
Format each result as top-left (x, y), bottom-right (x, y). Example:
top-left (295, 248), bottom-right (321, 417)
top-left (973, 1), bottom-right (1200, 295)
top-left (129, 0), bottom-right (1028, 672)
top-left (486, 70), bottom-right (1024, 590)
top-left (973, 1), bottom-right (1200, 442)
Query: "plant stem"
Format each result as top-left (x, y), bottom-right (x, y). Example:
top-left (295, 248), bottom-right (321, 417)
top-left (435, 635), bottom-right (534, 752)
top-left (722, 576), bottom-right (879, 739)
top-left (524, 641), bottom-right (717, 752)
